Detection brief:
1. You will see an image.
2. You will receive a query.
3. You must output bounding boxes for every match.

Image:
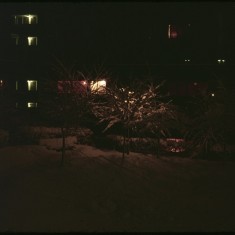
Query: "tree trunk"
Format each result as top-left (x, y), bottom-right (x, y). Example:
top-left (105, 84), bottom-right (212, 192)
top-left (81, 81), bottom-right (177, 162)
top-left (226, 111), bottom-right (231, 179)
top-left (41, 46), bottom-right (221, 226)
top-left (61, 127), bottom-right (66, 166)
top-left (156, 136), bottom-right (160, 158)
top-left (127, 127), bottom-right (130, 155)
top-left (121, 134), bottom-right (126, 165)
top-left (204, 140), bottom-right (210, 159)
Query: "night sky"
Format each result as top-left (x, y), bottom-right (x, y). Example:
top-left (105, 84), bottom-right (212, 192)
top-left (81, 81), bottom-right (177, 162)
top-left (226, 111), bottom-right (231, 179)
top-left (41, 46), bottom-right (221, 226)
top-left (0, 2), bottom-right (235, 78)
top-left (41, 2), bottom-right (235, 62)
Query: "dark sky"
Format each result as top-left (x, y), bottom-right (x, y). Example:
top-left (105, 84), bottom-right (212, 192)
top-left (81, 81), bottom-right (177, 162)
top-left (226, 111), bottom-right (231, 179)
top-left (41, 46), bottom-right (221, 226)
top-left (0, 2), bottom-right (235, 69)
top-left (43, 2), bottom-right (235, 64)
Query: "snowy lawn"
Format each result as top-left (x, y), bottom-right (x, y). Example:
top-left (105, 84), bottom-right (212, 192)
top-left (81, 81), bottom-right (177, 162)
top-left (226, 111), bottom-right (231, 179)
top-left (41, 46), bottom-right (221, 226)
top-left (0, 144), bottom-right (235, 232)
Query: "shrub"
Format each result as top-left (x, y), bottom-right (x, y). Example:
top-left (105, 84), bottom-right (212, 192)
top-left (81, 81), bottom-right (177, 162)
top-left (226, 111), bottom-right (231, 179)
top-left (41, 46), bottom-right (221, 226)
top-left (184, 80), bottom-right (233, 158)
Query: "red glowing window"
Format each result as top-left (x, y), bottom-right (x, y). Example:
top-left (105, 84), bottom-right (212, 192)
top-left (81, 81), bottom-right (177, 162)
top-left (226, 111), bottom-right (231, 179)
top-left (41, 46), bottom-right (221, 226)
top-left (168, 24), bottom-right (181, 39)
top-left (170, 31), bottom-right (178, 38)
top-left (57, 80), bottom-right (89, 94)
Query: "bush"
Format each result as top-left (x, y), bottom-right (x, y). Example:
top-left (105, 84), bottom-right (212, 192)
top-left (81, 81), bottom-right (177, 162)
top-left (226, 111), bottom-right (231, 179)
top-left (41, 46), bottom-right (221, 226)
top-left (184, 80), bottom-right (232, 158)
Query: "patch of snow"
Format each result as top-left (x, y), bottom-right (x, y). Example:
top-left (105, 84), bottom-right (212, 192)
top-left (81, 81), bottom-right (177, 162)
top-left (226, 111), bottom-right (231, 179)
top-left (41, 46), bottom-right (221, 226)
top-left (0, 144), bottom-right (235, 232)
top-left (27, 126), bottom-right (61, 138)
top-left (39, 136), bottom-right (77, 150)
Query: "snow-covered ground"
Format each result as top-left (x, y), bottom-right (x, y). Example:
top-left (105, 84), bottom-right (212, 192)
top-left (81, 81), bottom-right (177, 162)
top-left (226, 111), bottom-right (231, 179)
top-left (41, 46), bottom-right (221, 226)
top-left (0, 144), bottom-right (235, 232)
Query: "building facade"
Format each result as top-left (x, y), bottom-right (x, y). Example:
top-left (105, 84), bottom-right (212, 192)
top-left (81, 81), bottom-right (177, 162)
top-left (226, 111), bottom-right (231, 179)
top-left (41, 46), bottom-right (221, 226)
top-left (0, 3), bottom-right (233, 113)
top-left (0, 4), bottom-right (44, 111)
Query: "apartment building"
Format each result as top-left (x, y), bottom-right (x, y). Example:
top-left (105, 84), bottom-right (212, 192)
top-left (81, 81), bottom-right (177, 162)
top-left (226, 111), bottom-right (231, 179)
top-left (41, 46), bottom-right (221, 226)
top-left (0, 3), bottom-right (232, 110)
top-left (0, 4), bottom-right (43, 110)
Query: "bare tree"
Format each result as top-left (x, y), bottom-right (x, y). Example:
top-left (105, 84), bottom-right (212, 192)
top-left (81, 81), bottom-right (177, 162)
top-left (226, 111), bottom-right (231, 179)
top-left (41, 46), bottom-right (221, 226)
top-left (91, 80), bottom-right (176, 162)
top-left (40, 59), bottom-right (91, 165)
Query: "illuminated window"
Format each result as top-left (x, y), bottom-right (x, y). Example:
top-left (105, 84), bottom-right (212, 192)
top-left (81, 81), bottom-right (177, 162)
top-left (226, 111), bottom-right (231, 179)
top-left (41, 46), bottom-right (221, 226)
top-left (168, 24), bottom-right (179, 39)
top-left (27, 80), bottom-right (37, 91)
top-left (27, 102), bottom-right (37, 108)
top-left (217, 59), bottom-right (225, 64)
top-left (27, 37), bottom-right (38, 46)
top-left (11, 34), bottom-right (20, 45)
top-left (14, 14), bottom-right (38, 24)
top-left (11, 35), bottom-right (38, 46)
top-left (90, 80), bottom-right (106, 94)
